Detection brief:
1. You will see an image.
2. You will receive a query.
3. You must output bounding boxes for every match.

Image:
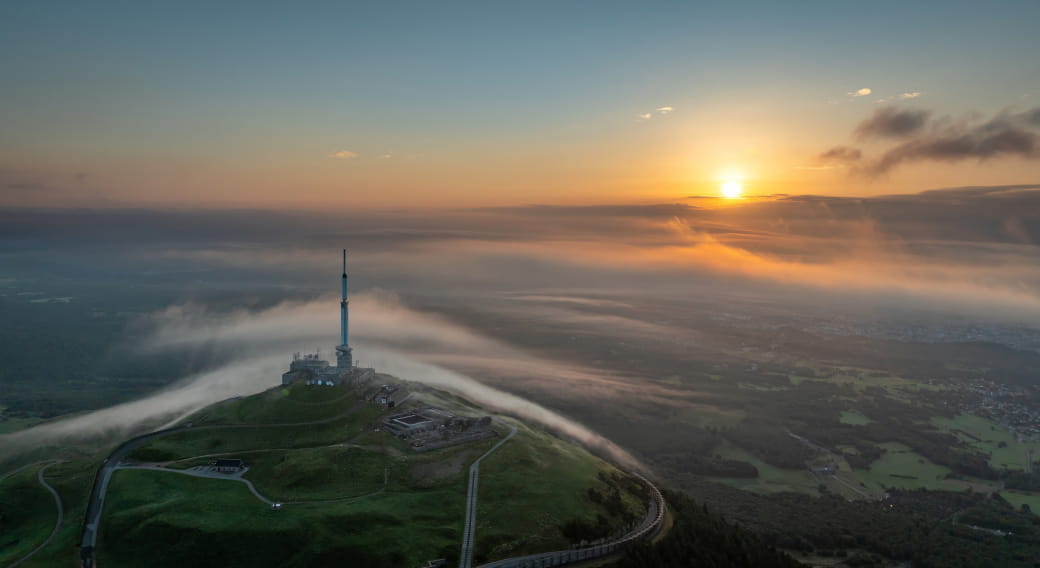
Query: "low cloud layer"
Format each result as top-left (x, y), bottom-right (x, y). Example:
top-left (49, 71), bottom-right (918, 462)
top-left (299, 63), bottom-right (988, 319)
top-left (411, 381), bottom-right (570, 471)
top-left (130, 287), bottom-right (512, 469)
top-left (4, 188), bottom-right (1040, 464)
top-left (0, 293), bottom-right (644, 470)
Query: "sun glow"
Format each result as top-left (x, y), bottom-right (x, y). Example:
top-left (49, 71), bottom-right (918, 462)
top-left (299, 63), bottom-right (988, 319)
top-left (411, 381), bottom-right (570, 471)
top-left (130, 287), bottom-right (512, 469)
top-left (721, 180), bottom-right (743, 198)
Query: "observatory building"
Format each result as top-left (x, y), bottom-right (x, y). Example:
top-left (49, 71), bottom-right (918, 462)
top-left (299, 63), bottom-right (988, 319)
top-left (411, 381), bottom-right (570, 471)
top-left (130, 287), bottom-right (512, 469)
top-left (282, 250), bottom-right (374, 386)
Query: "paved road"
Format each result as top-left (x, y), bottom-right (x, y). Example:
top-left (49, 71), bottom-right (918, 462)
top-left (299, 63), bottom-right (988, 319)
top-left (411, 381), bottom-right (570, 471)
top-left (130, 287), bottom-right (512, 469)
top-left (8, 462), bottom-right (64, 568)
top-left (79, 425), bottom-right (192, 567)
top-left (459, 425), bottom-right (518, 568)
top-left (78, 399), bottom-right (372, 567)
top-left (788, 429), bottom-right (873, 500)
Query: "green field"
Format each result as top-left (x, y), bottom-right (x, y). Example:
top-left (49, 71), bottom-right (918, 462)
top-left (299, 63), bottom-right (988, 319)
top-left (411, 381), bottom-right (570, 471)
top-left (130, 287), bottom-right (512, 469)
top-left (788, 366), bottom-right (944, 395)
top-left (672, 405), bottom-right (747, 429)
top-left (932, 414), bottom-right (1040, 471)
top-left (839, 410), bottom-right (872, 425)
top-left (0, 416), bottom-right (43, 434)
top-left (713, 442), bottom-right (820, 495)
top-left (856, 442), bottom-right (951, 491)
top-left (1000, 490), bottom-right (1040, 514)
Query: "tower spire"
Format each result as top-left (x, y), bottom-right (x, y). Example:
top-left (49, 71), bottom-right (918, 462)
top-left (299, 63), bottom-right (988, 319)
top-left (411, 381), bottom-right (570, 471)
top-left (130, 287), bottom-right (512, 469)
top-left (337, 249), bottom-right (352, 369)
top-left (340, 249), bottom-right (348, 347)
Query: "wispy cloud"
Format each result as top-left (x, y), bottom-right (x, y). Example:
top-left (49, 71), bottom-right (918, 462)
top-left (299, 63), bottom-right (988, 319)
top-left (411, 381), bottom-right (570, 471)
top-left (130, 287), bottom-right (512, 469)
top-left (855, 107), bottom-right (931, 139)
top-left (0, 293), bottom-right (644, 470)
top-left (878, 91), bottom-right (923, 103)
top-left (848, 87), bottom-right (872, 97)
top-left (817, 146), bottom-right (862, 165)
top-left (329, 150), bottom-right (359, 159)
top-left (820, 105), bottom-right (1040, 175)
top-left (635, 106), bottom-right (674, 122)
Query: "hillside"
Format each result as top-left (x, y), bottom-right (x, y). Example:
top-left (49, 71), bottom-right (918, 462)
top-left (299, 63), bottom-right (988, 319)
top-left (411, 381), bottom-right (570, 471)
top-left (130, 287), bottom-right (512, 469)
top-left (1, 378), bottom-right (652, 568)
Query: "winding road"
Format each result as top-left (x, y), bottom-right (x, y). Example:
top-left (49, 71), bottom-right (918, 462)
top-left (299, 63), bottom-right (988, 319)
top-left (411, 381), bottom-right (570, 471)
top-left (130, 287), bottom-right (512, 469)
top-left (7, 462), bottom-right (64, 568)
top-left (78, 399), bottom-right (371, 567)
top-left (69, 397), bottom-right (657, 568)
top-left (114, 463), bottom-right (388, 506)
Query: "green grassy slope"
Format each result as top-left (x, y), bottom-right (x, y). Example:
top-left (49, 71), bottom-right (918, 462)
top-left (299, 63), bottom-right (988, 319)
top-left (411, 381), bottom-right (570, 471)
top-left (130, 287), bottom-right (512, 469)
top-left (474, 424), bottom-right (649, 563)
top-left (97, 469), bottom-right (464, 568)
top-left (1, 381), bottom-right (654, 567)
top-left (18, 458), bottom-right (100, 567)
top-left (89, 382), bottom-right (648, 567)
top-left (0, 465), bottom-right (57, 566)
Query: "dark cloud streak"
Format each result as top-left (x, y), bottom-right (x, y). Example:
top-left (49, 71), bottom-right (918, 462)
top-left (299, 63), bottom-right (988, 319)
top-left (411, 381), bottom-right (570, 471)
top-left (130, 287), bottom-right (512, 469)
top-left (823, 106), bottom-right (1040, 175)
top-left (855, 107), bottom-right (931, 139)
top-left (819, 146), bottom-right (862, 163)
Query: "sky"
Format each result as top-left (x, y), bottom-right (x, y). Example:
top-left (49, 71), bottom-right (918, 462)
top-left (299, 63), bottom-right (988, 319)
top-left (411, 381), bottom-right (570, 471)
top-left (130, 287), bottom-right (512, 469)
top-left (1, 1), bottom-right (1039, 209)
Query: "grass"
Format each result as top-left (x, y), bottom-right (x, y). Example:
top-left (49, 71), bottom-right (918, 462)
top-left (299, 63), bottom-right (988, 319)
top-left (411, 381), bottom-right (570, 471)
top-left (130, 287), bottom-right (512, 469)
top-left (931, 413), bottom-right (1040, 471)
top-left (1000, 490), bottom-right (1040, 515)
top-left (474, 424), bottom-right (647, 563)
top-left (790, 372), bottom-right (916, 393)
top-left (13, 382), bottom-right (647, 566)
top-left (789, 365), bottom-right (945, 395)
top-left (98, 464), bottom-right (465, 567)
top-left (660, 375), bottom-right (683, 386)
top-left (241, 446), bottom-right (403, 501)
top-left (839, 410), bottom-right (873, 425)
top-left (187, 383), bottom-right (363, 426)
top-left (0, 465), bottom-right (57, 566)
top-left (130, 403), bottom-right (384, 461)
top-left (738, 382), bottom-right (789, 392)
top-left (7, 457), bottom-right (103, 567)
top-left (673, 405), bottom-right (747, 429)
top-left (0, 416), bottom-right (44, 434)
top-left (855, 442), bottom-right (951, 491)
top-left (713, 441), bottom-right (820, 495)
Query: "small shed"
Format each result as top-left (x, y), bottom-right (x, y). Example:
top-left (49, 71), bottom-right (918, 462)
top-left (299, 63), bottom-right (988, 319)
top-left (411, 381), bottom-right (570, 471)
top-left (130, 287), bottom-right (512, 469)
top-left (212, 458), bottom-right (244, 473)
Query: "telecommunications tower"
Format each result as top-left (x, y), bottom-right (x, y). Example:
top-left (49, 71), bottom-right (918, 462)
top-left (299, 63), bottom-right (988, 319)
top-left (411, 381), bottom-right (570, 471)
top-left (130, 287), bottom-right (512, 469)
top-left (336, 249), bottom-right (353, 369)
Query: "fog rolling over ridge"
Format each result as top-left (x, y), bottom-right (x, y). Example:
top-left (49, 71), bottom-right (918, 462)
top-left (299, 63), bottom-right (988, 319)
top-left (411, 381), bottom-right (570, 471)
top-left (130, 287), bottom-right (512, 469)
top-left (2, 186), bottom-right (1040, 468)
top-left (0, 293), bottom-right (644, 470)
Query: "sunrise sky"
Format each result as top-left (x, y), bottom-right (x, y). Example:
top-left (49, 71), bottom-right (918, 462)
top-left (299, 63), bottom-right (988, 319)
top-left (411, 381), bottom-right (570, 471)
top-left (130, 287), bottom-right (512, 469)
top-left (2, 1), bottom-right (1039, 209)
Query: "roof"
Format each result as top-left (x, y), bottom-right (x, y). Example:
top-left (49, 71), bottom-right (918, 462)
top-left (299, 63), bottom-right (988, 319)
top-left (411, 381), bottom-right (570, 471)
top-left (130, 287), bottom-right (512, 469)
top-left (393, 414), bottom-right (430, 426)
top-left (214, 459), bottom-right (243, 468)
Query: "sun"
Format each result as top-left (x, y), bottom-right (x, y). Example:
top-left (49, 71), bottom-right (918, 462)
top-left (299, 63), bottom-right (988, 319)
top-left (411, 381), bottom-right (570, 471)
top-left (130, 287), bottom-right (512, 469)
top-left (721, 180), bottom-right (743, 199)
